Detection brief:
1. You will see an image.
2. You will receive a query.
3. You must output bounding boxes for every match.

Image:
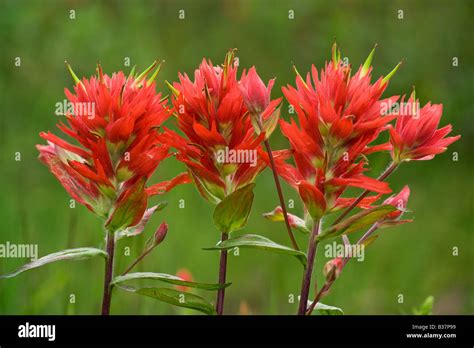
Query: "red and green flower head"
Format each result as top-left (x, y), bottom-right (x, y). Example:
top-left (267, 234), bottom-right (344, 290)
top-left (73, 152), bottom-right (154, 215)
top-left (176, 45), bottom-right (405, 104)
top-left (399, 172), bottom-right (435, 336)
top-left (238, 67), bottom-right (282, 139)
top-left (162, 50), bottom-right (271, 204)
top-left (388, 92), bottom-right (460, 162)
top-left (276, 44), bottom-right (402, 221)
top-left (37, 62), bottom-right (189, 231)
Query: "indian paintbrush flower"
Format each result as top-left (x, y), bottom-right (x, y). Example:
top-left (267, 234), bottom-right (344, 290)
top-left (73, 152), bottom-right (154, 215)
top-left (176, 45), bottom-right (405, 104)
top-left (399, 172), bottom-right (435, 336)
top-left (278, 43), bottom-right (407, 315)
top-left (163, 51), bottom-right (279, 316)
top-left (13, 43), bottom-right (460, 317)
top-left (35, 63), bottom-right (190, 316)
top-left (37, 62), bottom-right (189, 232)
top-left (276, 43), bottom-right (400, 222)
top-left (161, 50), bottom-right (268, 204)
top-left (388, 95), bottom-right (461, 162)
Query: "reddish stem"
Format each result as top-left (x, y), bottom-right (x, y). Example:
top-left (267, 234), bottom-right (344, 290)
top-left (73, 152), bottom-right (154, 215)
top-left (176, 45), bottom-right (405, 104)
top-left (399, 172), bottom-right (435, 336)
top-left (101, 231), bottom-right (115, 315)
top-left (297, 219), bottom-right (320, 315)
top-left (257, 116), bottom-right (299, 251)
top-left (121, 246), bottom-right (154, 276)
top-left (306, 222), bottom-right (381, 315)
top-left (215, 232), bottom-right (229, 315)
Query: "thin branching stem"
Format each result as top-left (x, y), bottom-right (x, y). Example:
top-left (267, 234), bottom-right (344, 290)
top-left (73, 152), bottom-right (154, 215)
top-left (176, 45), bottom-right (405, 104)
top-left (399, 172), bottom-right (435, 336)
top-left (257, 118), bottom-right (300, 251)
top-left (331, 161), bottom-right (399, 226)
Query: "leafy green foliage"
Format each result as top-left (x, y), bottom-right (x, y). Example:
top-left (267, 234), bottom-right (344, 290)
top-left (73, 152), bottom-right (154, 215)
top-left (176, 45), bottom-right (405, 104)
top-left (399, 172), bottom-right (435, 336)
top-left (117, 285), bottom-right (216, 315)
top-left (213, 183), bottom-right (255, 233)
top-left (308, 301), bottom-right (344, 315)
top-left (112, 272), bottom-right (230, 290)
top-left (204, 234), bottom-right (307, 266)
top-left (318, 205), bottom-right (397, 241)
top-left (0, 248), bottom-right (107, 279)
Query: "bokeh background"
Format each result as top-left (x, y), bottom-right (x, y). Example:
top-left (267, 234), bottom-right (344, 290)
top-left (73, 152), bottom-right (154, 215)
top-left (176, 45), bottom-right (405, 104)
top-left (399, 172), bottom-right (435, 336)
top-left (0, 0), bottom-right (472, 315)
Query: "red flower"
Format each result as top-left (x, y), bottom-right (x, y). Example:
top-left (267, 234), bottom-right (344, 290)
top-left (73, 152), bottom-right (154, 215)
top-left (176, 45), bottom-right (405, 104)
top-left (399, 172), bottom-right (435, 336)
top-left (383, 185), bottom-right (410, 220)
top-left (162, 51), bottom-right (268, 203)
top-left (238, 67), bottom-right (282, 139)
top-left (388, 95), bottom-right (461, 162)
top-left (37, 63), bottom-right (189, 230)
top-left (276, 44), bottom-right (398, 217)
top-left (176, 268), bottom-right (193, 292)
top-left (238, 67), bottom-right (273, 115)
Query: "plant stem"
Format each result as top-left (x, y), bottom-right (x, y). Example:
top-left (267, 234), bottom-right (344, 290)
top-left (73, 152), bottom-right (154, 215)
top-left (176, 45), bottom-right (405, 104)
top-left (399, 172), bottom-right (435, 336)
top-left (306, 222), bottom-right (381, 315)
top-left (306, 281), bottom-right (332, 315)
top-left (121, 246), bottom-right (154, 276)
top-left (257, 118), bottom-right (300, 251)
top-left (331, 161), bottom-right (399, 226)
top-left (297, 219), bottom-right (321, 315)
top-left (215, 232), bottom-right (229, 315)
top-left (355, 223), bottom-right (380, 249)
top-left (101, 231), bottom-right (115, 315)
top-left (306, 162), bottom-right (399, 314)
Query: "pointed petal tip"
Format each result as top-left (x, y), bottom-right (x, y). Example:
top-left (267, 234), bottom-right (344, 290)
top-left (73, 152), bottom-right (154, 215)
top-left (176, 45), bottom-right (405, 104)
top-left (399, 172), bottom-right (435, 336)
top-left (64, 61), bottom-right (82, 85)
top-left (382, 60), bottom-right (403, 85)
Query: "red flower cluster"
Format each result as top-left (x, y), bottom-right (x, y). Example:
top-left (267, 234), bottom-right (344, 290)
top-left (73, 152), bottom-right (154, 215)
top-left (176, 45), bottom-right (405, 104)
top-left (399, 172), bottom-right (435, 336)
top-left (388, 95), bottom-right (461, 162)
top-left (161, 51), bottom-right (274, 203)
top-left (275, 44), bottom-right (400, 219)
top-left (37, 63), bottom-right (189, 232)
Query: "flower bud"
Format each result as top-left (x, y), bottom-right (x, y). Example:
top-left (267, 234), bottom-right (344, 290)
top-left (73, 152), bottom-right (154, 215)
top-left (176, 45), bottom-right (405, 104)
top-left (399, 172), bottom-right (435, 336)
top-left (238, 67), bottom-right (272, 115)
top-left (153, 222), bottom-right (168, 246)
top-left (298, 181), bottom-right (326, 221)
top-left (383, 185), bottom-right (410, 220)
top-left (263, 206), bottom-right (310, 234)
top-left (323, 257), bottom-right (343, 282)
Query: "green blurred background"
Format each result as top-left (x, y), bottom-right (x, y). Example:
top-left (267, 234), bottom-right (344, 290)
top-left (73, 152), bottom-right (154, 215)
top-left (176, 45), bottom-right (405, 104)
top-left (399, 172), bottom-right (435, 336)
top-left (0, 0), bottom-right (472, 315)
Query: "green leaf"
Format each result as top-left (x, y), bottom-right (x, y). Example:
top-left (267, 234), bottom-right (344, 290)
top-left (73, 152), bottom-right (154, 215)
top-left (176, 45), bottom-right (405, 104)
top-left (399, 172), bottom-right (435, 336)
top-left (112, 272), bottom-right (230, 290)
top-left (378, 219), bottom-right (413, 228)
top-left (118, 286), bottom-right (216, 315)
top-left (213, 183), bottom-right (255, 233)
top-left (204, 234), bottom-right (307, 266)
top-left (0, 247), bottom-right (107, 279)
top-left (116, 202), bottom-right (168, 240)
top-left (188, 167), bottom-right (223, 205)
top-left (413, 296), bottom-right (434, 315)
top-left (318, 205), bottom-right (397, 241)
top-left (361, 234), bottom-right (379, 248)
top-left (311, 302), bottom-right (344, 315)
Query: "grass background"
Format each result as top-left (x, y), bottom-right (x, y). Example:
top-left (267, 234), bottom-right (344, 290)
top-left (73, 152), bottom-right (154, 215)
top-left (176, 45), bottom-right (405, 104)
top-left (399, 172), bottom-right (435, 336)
top-left (0, 0), bottom-right (472, 315)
